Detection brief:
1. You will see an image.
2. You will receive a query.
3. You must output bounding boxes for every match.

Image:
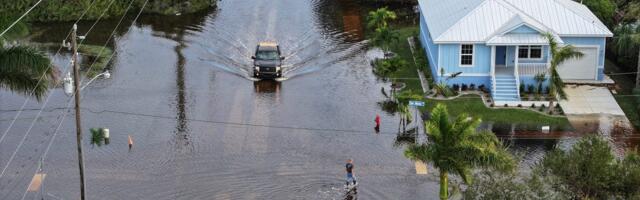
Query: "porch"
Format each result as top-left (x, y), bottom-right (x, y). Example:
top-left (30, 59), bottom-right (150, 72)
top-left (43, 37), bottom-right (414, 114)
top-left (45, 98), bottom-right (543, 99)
top-left (490, 44), bottom-right (550, 102)
top-left (494, 63), bottom-right (548, 76)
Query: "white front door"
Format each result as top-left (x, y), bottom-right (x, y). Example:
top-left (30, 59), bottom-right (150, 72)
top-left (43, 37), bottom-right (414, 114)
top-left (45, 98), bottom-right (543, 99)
top-left (557, 47), bottom-right (598, 80)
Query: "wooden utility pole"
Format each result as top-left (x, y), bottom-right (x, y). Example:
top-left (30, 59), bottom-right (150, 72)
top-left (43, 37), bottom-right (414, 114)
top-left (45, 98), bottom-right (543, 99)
top-left (71, 24), bottom-right (87, 200)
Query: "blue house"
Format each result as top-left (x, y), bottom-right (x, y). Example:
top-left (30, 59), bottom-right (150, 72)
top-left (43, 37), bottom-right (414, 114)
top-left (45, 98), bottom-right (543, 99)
top-left (417, 0), bottom-right (613, 102)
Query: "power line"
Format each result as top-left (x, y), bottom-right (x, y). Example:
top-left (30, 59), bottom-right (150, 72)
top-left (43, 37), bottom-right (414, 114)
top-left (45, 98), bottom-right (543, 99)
top-left (17, 1), bottom-right (150, 199)
top-left (0, 0), bottom-right (135, 195)
top-left (0, 0), bottom-right (120, 172)
top-left (0, 0), bottom-right (44, 37)
top-left (0, 0), bottom-right (102, 147)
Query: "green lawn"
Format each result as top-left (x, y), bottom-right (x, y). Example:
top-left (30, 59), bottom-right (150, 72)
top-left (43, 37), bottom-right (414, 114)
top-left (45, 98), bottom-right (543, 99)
top-left (387, 26), bottom-right (428, 94)
top-left (78, 44), bottom-right (114, 77)
top-left (421, 95), bottom-right (571, 126)
top-left (605, 59), bottom-right (640, 129)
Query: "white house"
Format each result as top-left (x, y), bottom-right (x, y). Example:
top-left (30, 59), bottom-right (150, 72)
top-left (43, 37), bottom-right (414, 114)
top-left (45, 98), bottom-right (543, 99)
top-left (417, 0), bottom-right (613, 102)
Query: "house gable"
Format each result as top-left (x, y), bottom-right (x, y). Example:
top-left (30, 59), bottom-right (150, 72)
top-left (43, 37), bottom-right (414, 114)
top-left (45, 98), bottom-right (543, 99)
top-left (507, 24), bottom-right (540, 34)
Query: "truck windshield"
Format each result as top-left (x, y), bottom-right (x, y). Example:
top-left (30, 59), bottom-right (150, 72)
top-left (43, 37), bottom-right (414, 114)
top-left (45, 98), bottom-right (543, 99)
top-left (256, 50), bottom-right (279, 60)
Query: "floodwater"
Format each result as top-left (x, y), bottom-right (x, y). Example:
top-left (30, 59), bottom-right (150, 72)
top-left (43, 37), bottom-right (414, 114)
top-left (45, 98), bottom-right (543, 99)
top-left (0, 0), bottom-right (637, 199)
top-left (0, 0), bottom-right (436, 199)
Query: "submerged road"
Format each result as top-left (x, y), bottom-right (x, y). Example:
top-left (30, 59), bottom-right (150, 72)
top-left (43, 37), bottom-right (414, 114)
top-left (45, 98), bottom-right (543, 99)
top-left (0, 0), bottom-right (437, 199)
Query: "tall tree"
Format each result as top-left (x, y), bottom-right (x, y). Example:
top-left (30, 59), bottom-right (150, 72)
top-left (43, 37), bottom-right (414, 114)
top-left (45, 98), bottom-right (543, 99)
top-left (404, 104), bottom-right (515, 200)
top-left (580, 0), bottom-right (616, 28)
top-left (367, 7), bottom-right (396, 30)
top-left (544, 33), bottom-right (583, 112)
top-left (612, 24), bottom-right (640, 89)
top-left (370, 26), bottom-right (399, 57)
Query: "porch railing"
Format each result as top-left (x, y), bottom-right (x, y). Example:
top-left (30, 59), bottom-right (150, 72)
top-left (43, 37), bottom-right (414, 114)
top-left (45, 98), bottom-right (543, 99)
top-left (514, 63), bottom-right (521, 98)
top-left (518, 63), bottom-right (549, 76)
top-left (491, 65), bottom-right (496, 97)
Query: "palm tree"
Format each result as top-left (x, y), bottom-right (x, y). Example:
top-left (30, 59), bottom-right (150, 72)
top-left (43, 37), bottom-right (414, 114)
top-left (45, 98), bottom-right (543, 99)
top-left (543, 32), bottom-right (583, 112)
top-left (613, 24), bottom-right (640, 89)
top-left (367, 7), bottom-right (396, 30)
top-left (0, 46), bottom-right (56, 101)
top-left (404, 104), bottom-right (515, 200)
top-left (371, 26), bottom-right (399, 57)
top-left (1, 17), bottom-right (56, 101)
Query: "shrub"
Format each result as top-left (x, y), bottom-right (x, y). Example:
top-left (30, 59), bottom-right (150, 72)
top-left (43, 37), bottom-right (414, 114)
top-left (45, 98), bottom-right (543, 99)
top-left (452, 84), bottom-right (460, 91)
top-left (478, 84), bottom-right (487, 93)
top-left (434, 83), bottom-right (455, 97)
top-left (504, 104), bottom-right (509, 107)
top-left (527, 84), bottom-right (535, 94)
top-left (470, 84), bottom-right (476, 90)
top-left (517, 104), bottom-right (522, 108)
top-left (461, 84), bottom-right (468, 91)
top-left (545, 86), bottom-right (550, 94)
top-left (519, 82), bottom-right (525, 93)
top-left (373, 57), bottom-right (407, 77)
top-left (531, 103), bottom-right (536, 108)
top-left (490, 103), bottom-right (495, 107)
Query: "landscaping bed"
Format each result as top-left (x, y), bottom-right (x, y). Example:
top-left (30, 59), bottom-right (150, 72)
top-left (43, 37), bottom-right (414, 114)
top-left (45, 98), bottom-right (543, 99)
top-left (422, 94), bottom-right (571, 126)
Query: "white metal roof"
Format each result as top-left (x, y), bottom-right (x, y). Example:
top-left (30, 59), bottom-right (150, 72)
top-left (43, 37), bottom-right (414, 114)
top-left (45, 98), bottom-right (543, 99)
top-left (487, 33), bottom-right (557, 45)
top-left (418, 0), bottom-right (613, 44)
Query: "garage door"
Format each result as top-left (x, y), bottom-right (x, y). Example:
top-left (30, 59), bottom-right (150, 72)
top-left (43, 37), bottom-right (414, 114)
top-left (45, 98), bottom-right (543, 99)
top-left (557, 47), bottom-right (598, 80)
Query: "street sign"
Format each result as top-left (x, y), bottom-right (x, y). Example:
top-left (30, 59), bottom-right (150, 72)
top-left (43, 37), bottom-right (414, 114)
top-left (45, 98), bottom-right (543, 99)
top-left (409, 100), bottom-right (425, 107)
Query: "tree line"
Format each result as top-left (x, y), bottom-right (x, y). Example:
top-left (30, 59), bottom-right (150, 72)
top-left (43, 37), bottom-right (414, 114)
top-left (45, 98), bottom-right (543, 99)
top-left (0, 0), bottom-right (216, 22)
top-left (585, 0), bottom-right (640, 87)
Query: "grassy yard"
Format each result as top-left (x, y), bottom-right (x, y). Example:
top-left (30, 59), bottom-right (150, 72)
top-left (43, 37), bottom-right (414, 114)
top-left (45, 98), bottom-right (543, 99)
top-left (78, 44), bottom-right (114, 77)
top-left (605, 59), bottom-right (640, 129)
top-left (387, 25), bottom-right (429, 94)
top-left (421, 95), bottom-right (571, 126)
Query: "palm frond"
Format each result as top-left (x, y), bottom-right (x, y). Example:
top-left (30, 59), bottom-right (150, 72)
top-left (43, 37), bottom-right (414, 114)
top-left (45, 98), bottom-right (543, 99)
top-left (0, 46), bottom-right (55, 101)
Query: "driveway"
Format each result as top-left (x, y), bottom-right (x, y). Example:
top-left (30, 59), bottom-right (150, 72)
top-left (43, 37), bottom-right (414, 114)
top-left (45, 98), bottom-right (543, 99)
top-left (558, 85), bottom-right (625, 115)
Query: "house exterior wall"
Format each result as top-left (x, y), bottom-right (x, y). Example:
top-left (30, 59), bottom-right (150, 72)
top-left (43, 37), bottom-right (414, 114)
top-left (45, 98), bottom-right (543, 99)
top-left (509, 25), bottom-right (539, 34)
top-left (439, 44), bottom-right (491, 75)
top-left (418, 12), bottom-right (440, 83)
top-left (560, 37), bottom-right (606, 80)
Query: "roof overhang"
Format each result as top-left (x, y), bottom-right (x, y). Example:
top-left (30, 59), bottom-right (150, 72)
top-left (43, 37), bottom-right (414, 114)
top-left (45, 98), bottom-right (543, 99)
top-left (486, 33), bottom-right (563, 46)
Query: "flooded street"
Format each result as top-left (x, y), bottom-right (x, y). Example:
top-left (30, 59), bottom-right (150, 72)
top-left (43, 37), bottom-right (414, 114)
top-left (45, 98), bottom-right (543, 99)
top-left (0, 0), bottom-right (435, 199)
top-left (0, 0), bottom-right (638, 199)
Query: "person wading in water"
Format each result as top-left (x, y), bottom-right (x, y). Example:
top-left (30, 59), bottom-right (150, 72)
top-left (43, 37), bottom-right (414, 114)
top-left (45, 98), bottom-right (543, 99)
top-left (346, 159), bottom-right (356, 186)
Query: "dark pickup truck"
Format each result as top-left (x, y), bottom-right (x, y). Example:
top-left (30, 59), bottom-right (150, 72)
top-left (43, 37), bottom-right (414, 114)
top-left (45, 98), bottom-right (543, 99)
top-left (251, 42), bottom-right (284, 78)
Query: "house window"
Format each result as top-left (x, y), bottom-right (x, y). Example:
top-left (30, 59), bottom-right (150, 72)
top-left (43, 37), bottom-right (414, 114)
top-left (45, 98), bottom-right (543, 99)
top-left (518, 47), bottom-right (529, 58)
top-left (529, 46), bottom-right (542, 59)
top-left (460, 44), bottom-right (473, 66)
top-left (518, 46), bottom-right (543, 59)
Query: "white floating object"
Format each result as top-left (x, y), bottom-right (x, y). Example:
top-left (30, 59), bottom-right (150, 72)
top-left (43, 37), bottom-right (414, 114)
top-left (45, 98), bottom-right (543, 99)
top-left (541, 126), bottom-right (550, 133)
top-left (103, 128), bottom-right (110, 139)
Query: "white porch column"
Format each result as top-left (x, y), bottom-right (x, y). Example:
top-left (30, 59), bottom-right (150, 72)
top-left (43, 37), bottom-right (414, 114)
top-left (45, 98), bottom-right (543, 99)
top-left (514, 46), bottom-right (519, 72)
top-left (491, 46), bottom-right (496, 75)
